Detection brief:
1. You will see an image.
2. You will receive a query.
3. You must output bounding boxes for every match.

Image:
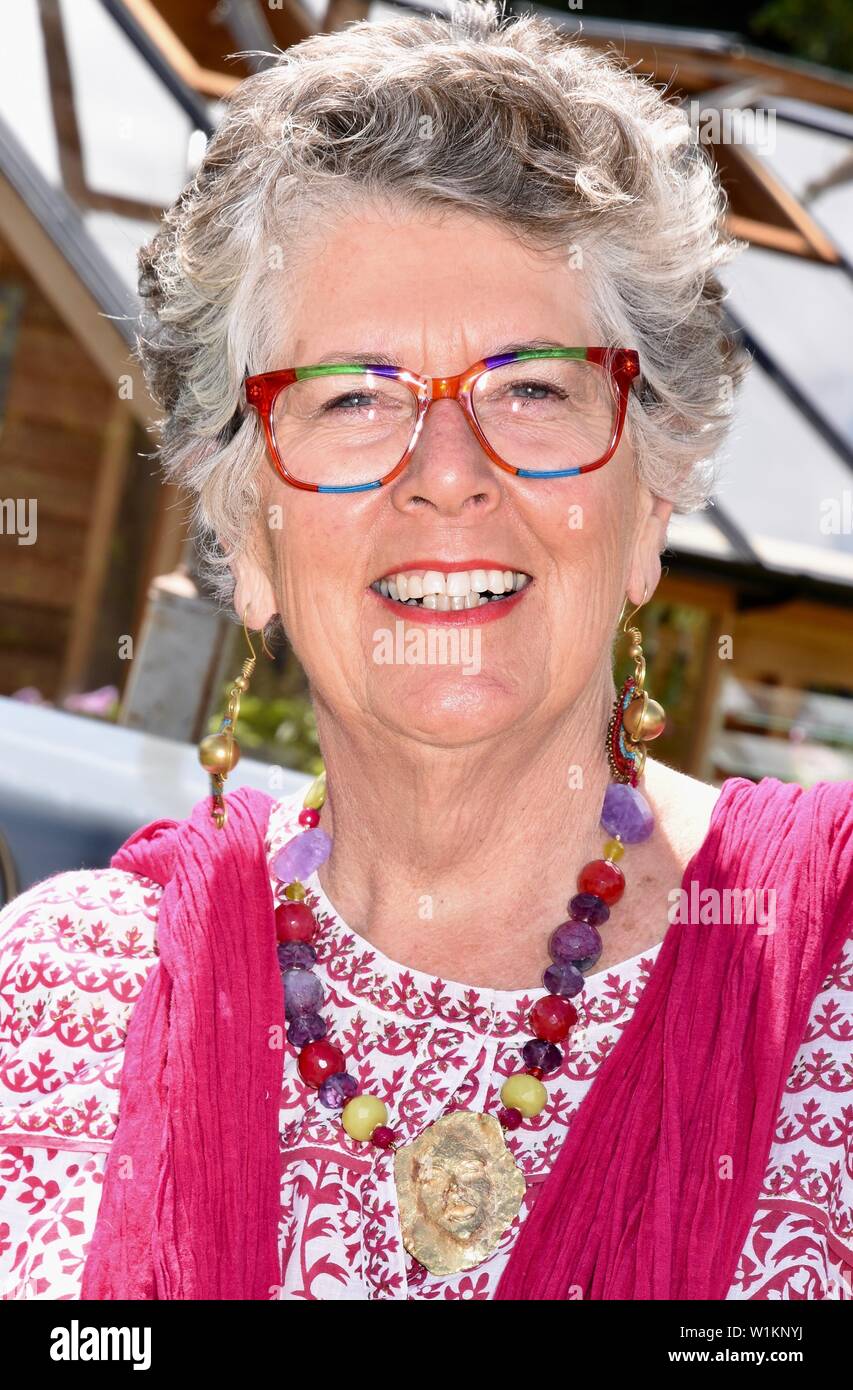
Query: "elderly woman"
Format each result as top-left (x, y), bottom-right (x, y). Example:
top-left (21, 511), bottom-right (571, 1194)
top-left (1, 2), bottom-right (851, 1303)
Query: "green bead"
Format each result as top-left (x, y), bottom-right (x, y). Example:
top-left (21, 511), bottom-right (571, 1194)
top-left (500, 1073), bottom-right (547, 1118)
top-left (603, 837), bottom-right (624, 862)
top-left (284, 881), bottom-right (306, 901)
top-left (341, 1094), bottom-right (387, 1142)
top-left (303, 769), bottom-right (327, 811)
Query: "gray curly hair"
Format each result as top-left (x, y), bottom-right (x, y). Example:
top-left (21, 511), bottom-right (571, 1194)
top-left (137, 0), bottom-right (745, 604)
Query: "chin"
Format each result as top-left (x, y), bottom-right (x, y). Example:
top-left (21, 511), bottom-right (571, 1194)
top-left (369, 670), bottom-right (528, 747)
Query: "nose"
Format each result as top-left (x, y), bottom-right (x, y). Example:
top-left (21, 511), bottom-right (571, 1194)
top-left (389, 398), bottom-right (502, 518)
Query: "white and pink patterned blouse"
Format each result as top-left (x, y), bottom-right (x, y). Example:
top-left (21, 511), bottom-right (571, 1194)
top-left (1, 785), bottom-right (851, 1301)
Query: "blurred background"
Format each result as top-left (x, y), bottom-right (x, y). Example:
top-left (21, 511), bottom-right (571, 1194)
top-left (0, 0), bottom-right (851, 900)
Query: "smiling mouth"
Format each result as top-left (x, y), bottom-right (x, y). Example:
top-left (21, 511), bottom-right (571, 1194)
top-left (369, 567), bottom-right (532, 611)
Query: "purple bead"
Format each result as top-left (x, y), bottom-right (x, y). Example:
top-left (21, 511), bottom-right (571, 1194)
top-left (522, 1039), bottom-right (562, 1074)
top-left (600, 782), bottom-right (654, 844)
top-left (550, 920), bottom-right (602, 965)
top-left (287, 1012), bottom-right (327, 1047)
top-left (277, 941), bottom-right (317, 972)
top-left (544, 960), bottom-right (584, 998)
top-left (569, 892), bottom-right (610, 928)
top-left (318, 1072), bottom-right (359, 1109)
top-left (574, 947), bottom-right (602, 972)
top-left (273, 827), bottom-right (332, 885)
top-left (283, 968), bottom-right (323, 1020)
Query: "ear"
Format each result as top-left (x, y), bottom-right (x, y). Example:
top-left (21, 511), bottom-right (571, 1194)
top-left (626, 492), bottom-right (673, 605)
top-left (231, 546), bottom-right (277, 629)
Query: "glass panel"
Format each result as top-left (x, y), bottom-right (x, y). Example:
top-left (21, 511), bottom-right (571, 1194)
top-left (665, 510), bottom-right (738, 562)
top-left (0, 0), bottom-right (208, 300)
top-left (763, 116), bottom-right (853, 264)
top-left (0, 0), bottom-right (61, 184)
top-left (59, 0), bottom-right (195, 208)
top-left (713, 360), bottom-right (853, 584)
top-left (719, 247), bottom-right (853, 448)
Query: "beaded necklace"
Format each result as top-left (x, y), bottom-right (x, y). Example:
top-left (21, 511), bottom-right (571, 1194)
top-left (273, 768), bottom-right (655, 1275)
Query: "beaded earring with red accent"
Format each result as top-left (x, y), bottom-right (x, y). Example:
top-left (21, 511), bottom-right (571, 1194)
top-left (607, 589), bottom-right (666, 786)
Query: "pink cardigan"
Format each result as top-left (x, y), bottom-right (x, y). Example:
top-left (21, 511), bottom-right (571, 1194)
top-left (80, 775), bottom-right (853, 1300)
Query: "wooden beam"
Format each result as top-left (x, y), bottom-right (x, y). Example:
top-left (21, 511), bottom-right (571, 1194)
top-left (732, 599), bottom-right (853, 689)
top-left (59, 403), bottom-right (133, 695)
top-left (725, 213), bottom-right (819, 259)
top-left (122, 0), bottom-right (240, 97)
top-left (138, 479), bottom-right (191, 604)
top-left (582, 37), bottom-right (853, 115)
top-left (38, 0), bottom-right (86, 199)
top-left (655, 571), bottom-right (737, 779)
top-left (720, 142), bottom-right (841, 263)
top-left (0, 177), bottom-right (152, 429)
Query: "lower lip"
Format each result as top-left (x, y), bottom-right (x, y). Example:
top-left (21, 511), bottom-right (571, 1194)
top-left (369, 585), bottom-right (530, 625)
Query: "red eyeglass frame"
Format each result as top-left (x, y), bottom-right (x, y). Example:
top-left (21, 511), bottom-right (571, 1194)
top-left (243, 347), bottom-right (640, 494)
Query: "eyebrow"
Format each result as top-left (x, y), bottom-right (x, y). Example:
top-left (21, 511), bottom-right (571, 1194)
top-left (311, 338), bottom-right (569, 367)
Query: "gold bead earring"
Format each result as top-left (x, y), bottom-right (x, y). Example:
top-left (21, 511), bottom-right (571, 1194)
top-left (606, 586), bottom-right (666, 785)
top-left (198, 608), bottom-right (273, 829)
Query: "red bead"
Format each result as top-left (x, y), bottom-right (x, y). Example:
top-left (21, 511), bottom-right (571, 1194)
top-left (371, 1126), bottom-right (397, 1150)
top-left (298, 807), bottom-right (320, 828)
top-left (275, 900), bottom-right (316, 944)
top-left (526, 1066), bottom-right (544, 1080)
top-left (530, 995), bottom-right (578, 1043)
top-left (577, 858), bottom-right (625, 905)
top-left (297, 1038), bottom-right (344, 1088)
top-left (498, 1107), bottom-right (523, 1131)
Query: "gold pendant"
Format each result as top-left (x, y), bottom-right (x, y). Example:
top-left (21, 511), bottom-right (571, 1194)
top-left (393, 1110), bottom-right (526, 1276)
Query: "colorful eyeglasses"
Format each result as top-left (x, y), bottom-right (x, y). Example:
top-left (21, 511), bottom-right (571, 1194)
top-left (244, 347), bottom-right (640, 494)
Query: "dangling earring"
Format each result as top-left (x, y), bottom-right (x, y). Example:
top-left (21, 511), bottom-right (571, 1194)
top-left (198, 609), bottom-right (273, 829)
top-left (606, 587), bottom-right (666, 786)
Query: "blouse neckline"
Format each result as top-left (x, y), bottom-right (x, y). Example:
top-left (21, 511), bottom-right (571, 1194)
top-left (266, 788), bottom-right (664, 1040)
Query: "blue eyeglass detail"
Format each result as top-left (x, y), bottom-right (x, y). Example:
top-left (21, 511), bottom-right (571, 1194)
top-left (317, 480), bottom-right (383, 494)
top-left (516, 465), bottom-right (583, 479)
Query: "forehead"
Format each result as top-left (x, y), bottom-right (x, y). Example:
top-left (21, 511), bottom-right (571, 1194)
top-left (277, 208), bottom-right (593, 371)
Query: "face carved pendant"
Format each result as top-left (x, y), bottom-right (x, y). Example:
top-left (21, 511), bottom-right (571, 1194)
top-left (393, 1110), bottom-right (526, 1276)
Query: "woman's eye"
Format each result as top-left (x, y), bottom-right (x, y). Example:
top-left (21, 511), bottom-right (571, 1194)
top-left (492, 379), bottom-right (569, 406)
top-left (513, 381), bottom-right (558, 399)
top-left (323, 392), bottom-right (377, 412)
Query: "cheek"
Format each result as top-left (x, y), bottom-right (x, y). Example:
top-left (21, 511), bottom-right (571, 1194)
top-left (269, 502), bottom-right (363, 659)
top-left (523, 471), bottom-right (635, 617)
top-left (516, 468), bottom-right (637, 687)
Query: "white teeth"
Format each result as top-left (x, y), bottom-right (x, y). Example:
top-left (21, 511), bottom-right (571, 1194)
top-left (446, 571), bottom-right (469, 598)
top-left (422, 571), bottom-right (445, 596)
top-left (373, 568), bottom-right (531, 608)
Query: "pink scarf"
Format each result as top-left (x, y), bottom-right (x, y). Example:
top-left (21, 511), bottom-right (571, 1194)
top-left (81, 786), bottom-right (282, 1300)
top-left (82, 775), bottom-right (853, 1300)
